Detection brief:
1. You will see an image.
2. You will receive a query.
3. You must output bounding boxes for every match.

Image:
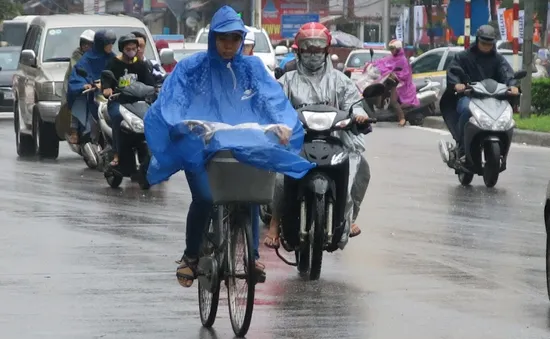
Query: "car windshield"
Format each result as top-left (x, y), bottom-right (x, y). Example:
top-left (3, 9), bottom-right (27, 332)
top-left (197, 31), bottom-right (271, 53)
top-left (174, 49), bottom-right (205, 61)
top-left (346, 51), bottom-right (389, 68)
top-left (0, 49), bottom-right (20, 70)
top-left (42, 27), bottom-right (156, 62)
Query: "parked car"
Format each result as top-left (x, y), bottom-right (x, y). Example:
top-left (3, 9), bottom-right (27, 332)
top-left (344, 49), bottom-right (391, 80)
top-left (0, 46), bottom-right (20, 112)
top-left (409, 47), bottom-right (539, 112)
top-left (171, 42), bottom-right (207, 62)
top-left (13, 14), bottom-right (164, 159)
top-left (195, 25), bottom-right (276, 69)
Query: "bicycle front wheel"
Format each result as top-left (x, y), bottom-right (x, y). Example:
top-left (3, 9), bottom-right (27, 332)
top-left (227, 207), bottom-right (255, 337)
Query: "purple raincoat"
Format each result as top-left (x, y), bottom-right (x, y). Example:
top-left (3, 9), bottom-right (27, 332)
top-left (373, 49), bottom-right (419, 106)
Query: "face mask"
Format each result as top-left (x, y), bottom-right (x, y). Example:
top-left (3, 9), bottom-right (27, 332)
top-left (124, 50), bottom-right (137, 59)
top-left (301, 53), bottom-right (325, 71)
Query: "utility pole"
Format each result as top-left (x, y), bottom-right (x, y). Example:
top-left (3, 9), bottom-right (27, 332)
top-left (382, 0), bottom-right (391, 45)
top-left (408, 0), bottom-right (415, 46)
top-left (520, 0), bottom-right (535, 118)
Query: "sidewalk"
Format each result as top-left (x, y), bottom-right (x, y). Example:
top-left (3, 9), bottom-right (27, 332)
top-left (422, 117), bottom-right (550, 147)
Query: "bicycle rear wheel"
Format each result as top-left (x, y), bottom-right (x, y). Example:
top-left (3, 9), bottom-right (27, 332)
top-left (227, 206), bottom-right (255, 337)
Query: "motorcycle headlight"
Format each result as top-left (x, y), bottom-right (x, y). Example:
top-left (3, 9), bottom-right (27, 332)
top-left (469, 102), bottom-right (494, 130)
top-left (120, 106), bottom-right (144, 133)
top-left (493, 105), bottom-right (514, 130)
top-left (302, 111), bottom-right (337, 131)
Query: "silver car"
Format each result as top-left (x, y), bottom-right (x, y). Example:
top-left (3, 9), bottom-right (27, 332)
top-left (13, 14), bottom-right (161, 159)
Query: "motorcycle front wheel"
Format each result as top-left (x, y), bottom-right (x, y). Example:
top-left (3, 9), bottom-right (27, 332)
top-left (483, 142), bottom-right (501, 188)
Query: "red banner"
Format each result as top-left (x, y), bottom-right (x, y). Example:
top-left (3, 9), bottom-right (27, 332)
top-left (262, 0), bottom-right (328, 41)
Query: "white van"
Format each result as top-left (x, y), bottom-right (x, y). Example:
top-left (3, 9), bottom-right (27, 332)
top-left (195, 25), bottom-right (276, 69)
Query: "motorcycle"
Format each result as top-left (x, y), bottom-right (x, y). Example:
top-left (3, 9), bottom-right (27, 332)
top-left (55, 67), bottom-right (104, 169)
top-left (98, 70), bottom-right (156, 190)
top-left (274, 83), bottom-right (384, 280)
top-left (355, 50), bottom-right (440, 126)
top-left (437, 67), bottom-right (526, 188)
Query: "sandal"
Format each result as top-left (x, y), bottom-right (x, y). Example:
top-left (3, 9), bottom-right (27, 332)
top-left (175, 255), bottom-right (198, 288)
top-left (109, 157), bottom-right (119, 167)
top-left (255, 260), bottom-right (266, 283)
top-left (68, 131), bottom-right (79, 144)
top-left (350, 223), bottom-right (362, 238)
top-left (263, 235), bottom-right (280, 249)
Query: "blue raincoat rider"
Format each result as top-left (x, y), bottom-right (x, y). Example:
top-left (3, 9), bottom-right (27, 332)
top-left (143, 5), bottom-right (313, 288)
top-left (67, 30), bottom-right (117, 143)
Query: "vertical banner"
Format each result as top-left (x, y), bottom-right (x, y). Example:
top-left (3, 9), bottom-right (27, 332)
top-left (499, 8), bottom-right (524, 43)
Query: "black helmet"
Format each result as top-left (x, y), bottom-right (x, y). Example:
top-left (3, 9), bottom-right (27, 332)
top-left (476, 24), bottom-right (497, 43)
top-left (118, 34), bottom-right (139, 53)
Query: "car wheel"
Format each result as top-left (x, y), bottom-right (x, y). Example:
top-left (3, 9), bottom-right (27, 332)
top-left (15, 100), bottom-right (36, 157)
top-left (34, 109), bottom-right (59, 159)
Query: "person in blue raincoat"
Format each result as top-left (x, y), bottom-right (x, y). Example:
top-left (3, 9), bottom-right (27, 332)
top-left (67, 30), bottom-right (117, 144)
top-left (144, 5), bottom-right (313, 288)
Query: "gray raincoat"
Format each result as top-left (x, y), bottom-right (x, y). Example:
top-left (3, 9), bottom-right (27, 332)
top-left (276, 56), bottom-right (371, 248)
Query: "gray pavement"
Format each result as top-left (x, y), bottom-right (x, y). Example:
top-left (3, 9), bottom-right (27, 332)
top-left (1, 119), bottom-right (550, 338)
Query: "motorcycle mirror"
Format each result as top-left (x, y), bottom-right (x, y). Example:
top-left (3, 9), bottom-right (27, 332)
top-left (274, 67), bottom-right (284, 80)
top-left (100, 70), bottom-right (116, 82)
top-left (514, 70), bottom-right (527, 79)
top-left (75, 67), bottom-right (88, 78)
top-left (369, 48), bottom-right (374, 57)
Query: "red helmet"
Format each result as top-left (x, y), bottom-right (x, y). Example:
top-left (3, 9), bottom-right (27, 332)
top-left (294, 22), bottom-right (332, 52)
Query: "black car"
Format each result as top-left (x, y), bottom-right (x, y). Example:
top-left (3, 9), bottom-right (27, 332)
top-left (0, 46), bottom-right (20, 112)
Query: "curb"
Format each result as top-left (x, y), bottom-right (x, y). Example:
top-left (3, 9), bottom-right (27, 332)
top-left (422, 117), bottom-right (550, 148)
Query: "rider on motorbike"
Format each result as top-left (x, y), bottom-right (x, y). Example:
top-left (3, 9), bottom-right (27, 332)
top-left (264, 22), bottom-right (371, 249)
top-left (371, 39), bottom-right (418, 127)
top-left (243, 31), bottom-right (274, 76)
top-left (62, 29), bottom-right (95, 143)
top-left (67, 30), bottom-right (117, 144)
top-left (102, 34), bottom-right (156, 168)
top-left (132, 31), bottom-right (164, 80)
top-left (143, 5), bottom-right (300, 288)
top-left (155, 39), bottom-right (176, 73)
top-left (441, 25), bottom-right (518, 162)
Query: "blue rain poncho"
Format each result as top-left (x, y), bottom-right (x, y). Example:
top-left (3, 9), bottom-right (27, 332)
top-left (67, 30), bottom-right (116, 108)
top-left (144, 5), bottom-right (314, 185)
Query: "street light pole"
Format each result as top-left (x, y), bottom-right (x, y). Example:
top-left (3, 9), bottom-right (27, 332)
top-left (382, 0), bottom-right (391, 45)
top-left (519, 0), bottom-right (535, 118)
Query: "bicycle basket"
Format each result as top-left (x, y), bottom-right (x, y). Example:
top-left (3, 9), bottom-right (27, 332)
top-left (206, 150), bottom-right (276, 204)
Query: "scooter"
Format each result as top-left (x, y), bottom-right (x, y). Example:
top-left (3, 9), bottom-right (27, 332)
top-left (273, 83), bottom-right (384, 281)
top-left (98, 70), bottom-right (155, 190)
top-left (355, 50), bottom-right (440, 126)
top-left (437, 67), bottom-right (526, 188)
top-left (56, 67), bottom-right (105, 170)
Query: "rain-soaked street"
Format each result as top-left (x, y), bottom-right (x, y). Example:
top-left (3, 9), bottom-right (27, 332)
top-left (1, 119), bottom-right (550, 339)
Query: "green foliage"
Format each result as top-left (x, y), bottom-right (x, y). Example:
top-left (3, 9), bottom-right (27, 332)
top-left (531, 78), bottom-right (550, 114)
top-left (0, 0), bottom-right (23, 22)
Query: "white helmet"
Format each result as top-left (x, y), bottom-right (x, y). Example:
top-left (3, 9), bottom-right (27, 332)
top-left (79, 29), bottom-right (95, 43)
top-left (244, 31), bottom-right (255, 46)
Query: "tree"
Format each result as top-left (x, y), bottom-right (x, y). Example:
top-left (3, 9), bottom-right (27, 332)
top-left (0, 0), bottom-right (23, 22)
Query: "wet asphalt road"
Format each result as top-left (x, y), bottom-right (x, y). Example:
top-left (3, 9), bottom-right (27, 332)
top-left (1, 119), bottom-right (550, 339)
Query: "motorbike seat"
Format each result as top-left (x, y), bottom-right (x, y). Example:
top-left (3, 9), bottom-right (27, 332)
top-left (416, 83), bottom-right (428, 92)
top-left (122, 101), bottom-right (149, 120)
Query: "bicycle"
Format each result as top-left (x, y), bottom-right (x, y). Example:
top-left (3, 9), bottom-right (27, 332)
top-left (181, 121), bottom-right (278, 337)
